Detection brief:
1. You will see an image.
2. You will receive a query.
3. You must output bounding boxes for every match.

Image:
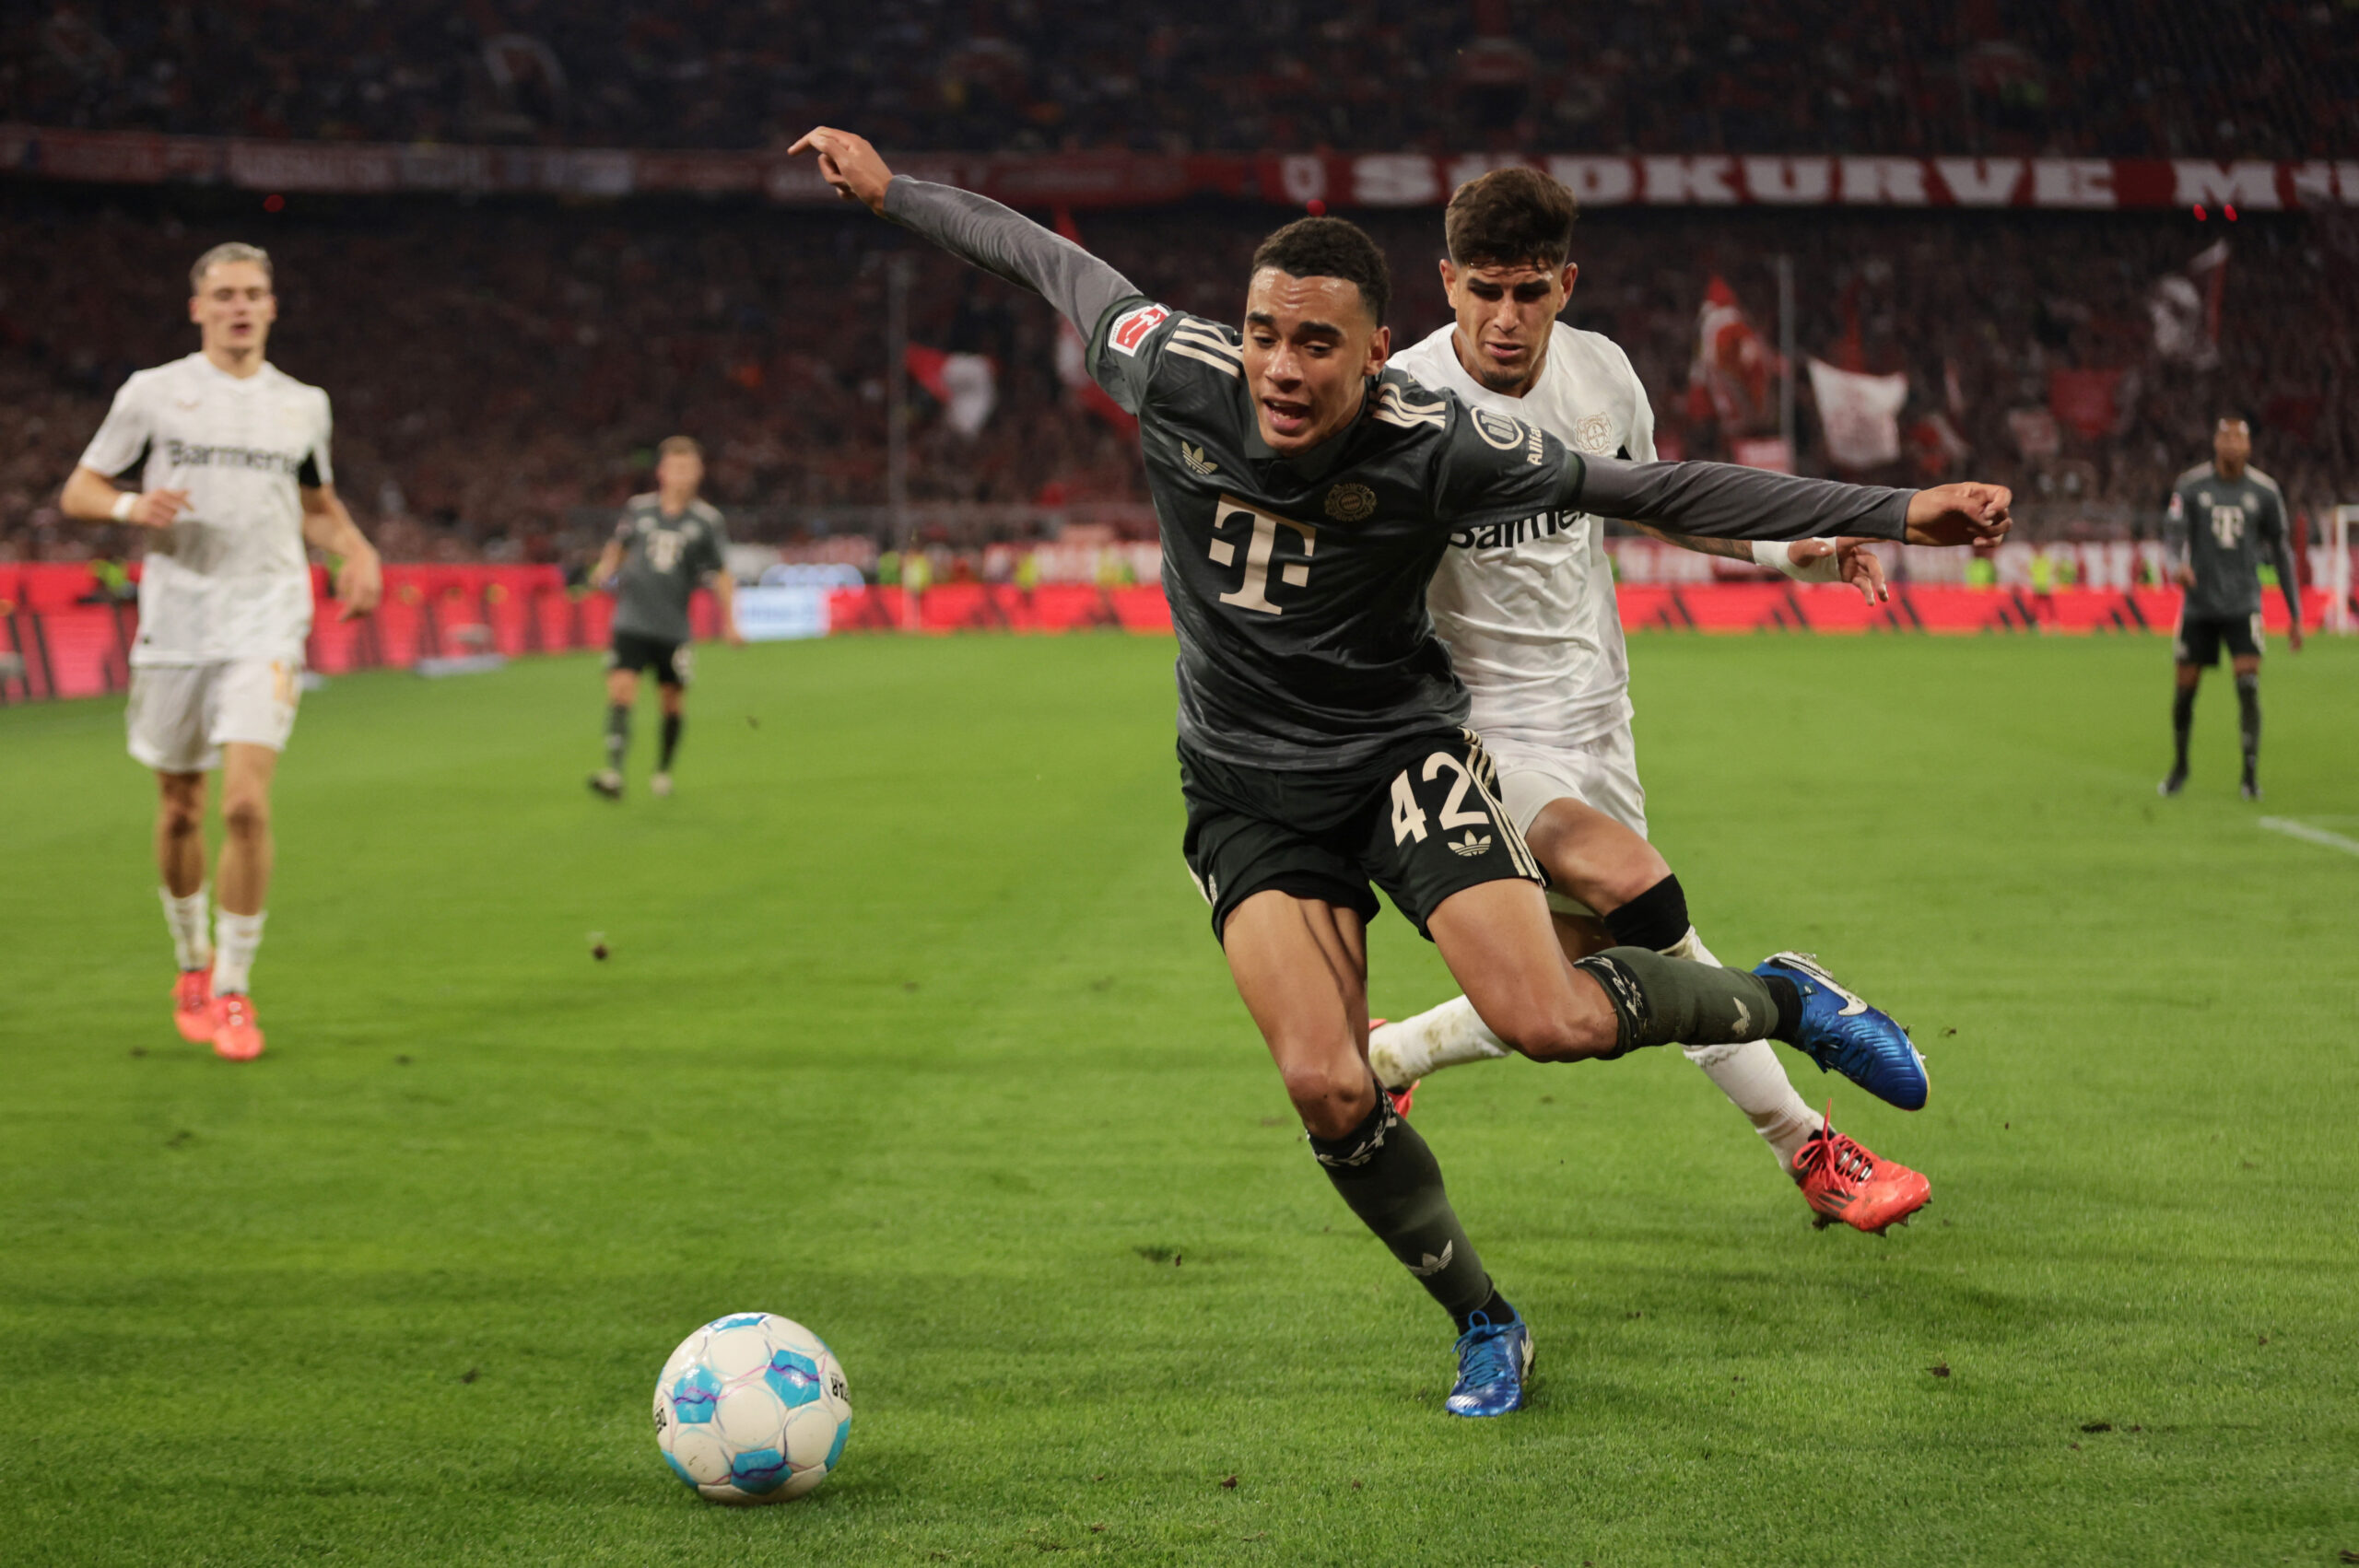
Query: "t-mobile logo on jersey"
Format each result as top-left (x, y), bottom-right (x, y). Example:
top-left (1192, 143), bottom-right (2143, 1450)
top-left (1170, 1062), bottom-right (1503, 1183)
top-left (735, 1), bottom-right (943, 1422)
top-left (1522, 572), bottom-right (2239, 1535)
top-left (1209, 497), bottom-right (1316, 614)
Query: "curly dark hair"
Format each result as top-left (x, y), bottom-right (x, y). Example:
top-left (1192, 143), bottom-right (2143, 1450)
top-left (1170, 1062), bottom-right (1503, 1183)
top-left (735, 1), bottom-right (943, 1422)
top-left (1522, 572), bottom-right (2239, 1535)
top-left (1249, 216), bottom-right (1391, 326)
top-left (1445, 167), bottom-right (1579, 271)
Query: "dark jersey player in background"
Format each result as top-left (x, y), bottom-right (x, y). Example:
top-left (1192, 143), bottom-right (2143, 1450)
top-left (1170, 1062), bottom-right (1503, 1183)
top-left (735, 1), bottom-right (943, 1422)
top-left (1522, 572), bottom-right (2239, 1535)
top-left (793, 126), bottom-right (2011, 1419)
top-left (589, 435), bottom-right (741, 801)
top-left (2160, 416), bottom-right (2302, 801)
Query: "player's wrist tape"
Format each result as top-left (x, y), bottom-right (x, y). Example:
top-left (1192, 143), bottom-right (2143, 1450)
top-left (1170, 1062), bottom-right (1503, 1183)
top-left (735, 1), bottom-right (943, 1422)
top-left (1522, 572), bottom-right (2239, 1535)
top-left (111, 491), bottom-right (139, 522)
top-left (1752, 539), bottom-right (1842, 583)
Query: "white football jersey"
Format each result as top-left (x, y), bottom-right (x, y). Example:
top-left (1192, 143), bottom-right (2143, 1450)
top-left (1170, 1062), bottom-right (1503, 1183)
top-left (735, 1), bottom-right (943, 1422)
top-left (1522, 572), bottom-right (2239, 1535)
top-left (1391, 321), bottom-right (1656, 748)
top-left (78, 354), bottom-right (332, 667)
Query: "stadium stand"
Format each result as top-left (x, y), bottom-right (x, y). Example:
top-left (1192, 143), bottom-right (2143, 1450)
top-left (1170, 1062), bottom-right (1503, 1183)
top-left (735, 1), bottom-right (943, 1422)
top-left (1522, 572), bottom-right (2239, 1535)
top-left (5, 182), bottom-right (2353, 571)
top-left (6, 1), bottom-right (2353, 158)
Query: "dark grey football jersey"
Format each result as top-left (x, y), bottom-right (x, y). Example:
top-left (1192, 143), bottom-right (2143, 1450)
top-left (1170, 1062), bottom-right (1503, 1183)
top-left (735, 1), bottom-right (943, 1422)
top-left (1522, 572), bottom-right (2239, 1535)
top-left (612, 495), bottom-right (728, 643)
top-left (2168, 464), bottom-right (2286, 619)
top-left (876, 176), bottom-right (1916, 775)
top-left (1089, 301), bottom-right (1574, 769)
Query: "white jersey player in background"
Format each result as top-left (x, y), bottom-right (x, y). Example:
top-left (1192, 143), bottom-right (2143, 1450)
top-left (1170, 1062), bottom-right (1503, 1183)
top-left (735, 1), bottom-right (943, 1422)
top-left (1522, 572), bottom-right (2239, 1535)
top-left (62, 242), bottom-right (381, 1061)
top-left (1372, 168), bottom-right (1931, 1233)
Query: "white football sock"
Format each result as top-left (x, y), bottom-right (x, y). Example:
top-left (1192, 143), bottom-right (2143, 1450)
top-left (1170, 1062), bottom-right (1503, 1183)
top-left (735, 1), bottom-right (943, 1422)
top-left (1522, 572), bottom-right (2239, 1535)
top-left (211, 909), bottom-right (267, 995)
top-left (1368, 994), bottom-right (1512, 1089)
top-left (160, 885), bottom-right (211, 972)
top-left (1670, 926), bottom-right (1823, 1166)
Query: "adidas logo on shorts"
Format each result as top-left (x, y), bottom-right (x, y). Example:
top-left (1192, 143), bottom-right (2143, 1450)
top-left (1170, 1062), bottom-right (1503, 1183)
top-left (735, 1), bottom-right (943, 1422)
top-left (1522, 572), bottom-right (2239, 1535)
top-left (1447, 830), bottom-right (1493, 858)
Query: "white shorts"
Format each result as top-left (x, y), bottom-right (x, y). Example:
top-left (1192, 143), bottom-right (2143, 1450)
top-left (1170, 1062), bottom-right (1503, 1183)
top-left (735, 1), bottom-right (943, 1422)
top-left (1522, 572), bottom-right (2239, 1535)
top-left (1484, 725), bottom-right (1648, 918)
top-left (126, 659), bottom-right (301, 774)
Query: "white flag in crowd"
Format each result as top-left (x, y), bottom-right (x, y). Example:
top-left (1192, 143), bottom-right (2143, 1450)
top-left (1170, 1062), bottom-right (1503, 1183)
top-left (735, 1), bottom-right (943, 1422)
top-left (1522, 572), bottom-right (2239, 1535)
top-left (2150, 240), bottom-right (2228, 368)
top-left (905, 345), bottom-right (998, 438)
top-left (1806, 358), bottom-right (1908, 470)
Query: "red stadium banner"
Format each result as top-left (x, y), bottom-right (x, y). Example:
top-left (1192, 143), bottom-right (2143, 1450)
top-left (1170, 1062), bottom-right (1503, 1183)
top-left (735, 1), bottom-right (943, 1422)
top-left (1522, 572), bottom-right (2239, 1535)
top-left (6, 125), bottom-right (2357, 211)
top-left (1, 562), bottom-right (2341, 705)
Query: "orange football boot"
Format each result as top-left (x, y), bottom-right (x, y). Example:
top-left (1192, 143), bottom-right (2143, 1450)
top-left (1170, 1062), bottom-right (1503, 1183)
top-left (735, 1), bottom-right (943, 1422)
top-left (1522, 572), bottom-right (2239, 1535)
top-left (172, 968), bottom-right (217, 1044)
top-left (212, 992), bottom-right (266, 1061)
top-left (1791, 1105), bottom-right (1930, 1235)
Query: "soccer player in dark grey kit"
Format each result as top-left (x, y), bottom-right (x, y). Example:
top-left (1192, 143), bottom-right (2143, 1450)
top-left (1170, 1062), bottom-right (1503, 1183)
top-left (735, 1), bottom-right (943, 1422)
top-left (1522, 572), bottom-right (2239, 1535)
top-left (793, 126), bottom-right (2011, 1417)
top-left (589, 436), bottom-right (742, 800)
top-left (2159, 416), bottom-right (2303, 800)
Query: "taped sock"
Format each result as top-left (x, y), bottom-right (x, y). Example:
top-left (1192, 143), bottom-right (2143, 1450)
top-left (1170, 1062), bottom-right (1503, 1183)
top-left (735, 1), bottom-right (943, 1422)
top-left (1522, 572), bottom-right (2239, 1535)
top-left (1573, 945), bottom-right (1797, 1054)
top-left (160, 885), bottom-right (210, 972)
top-left (1367, 995), bottom-right (1510, 1088)
top-left (212, 908), bottom-right (266, 995)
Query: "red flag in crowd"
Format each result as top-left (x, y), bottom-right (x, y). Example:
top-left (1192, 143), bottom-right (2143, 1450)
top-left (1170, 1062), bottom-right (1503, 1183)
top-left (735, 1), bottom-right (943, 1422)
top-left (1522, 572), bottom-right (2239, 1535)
top-left (1687, 275), bottom-right (1774, 431)
top-left (2048, 368), bottom-right (2124, 441)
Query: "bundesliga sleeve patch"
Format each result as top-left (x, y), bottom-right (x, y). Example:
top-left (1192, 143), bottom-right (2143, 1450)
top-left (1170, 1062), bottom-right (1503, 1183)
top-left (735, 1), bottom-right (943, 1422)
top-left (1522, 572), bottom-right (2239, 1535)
top-left (1108, 303), bottom-right (1170, 357)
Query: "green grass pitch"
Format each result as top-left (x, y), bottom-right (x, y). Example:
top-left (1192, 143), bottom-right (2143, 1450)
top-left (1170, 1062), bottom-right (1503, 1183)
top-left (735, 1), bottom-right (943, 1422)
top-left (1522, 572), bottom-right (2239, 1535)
top-left (3, 631), bottom-right (2354, 1566)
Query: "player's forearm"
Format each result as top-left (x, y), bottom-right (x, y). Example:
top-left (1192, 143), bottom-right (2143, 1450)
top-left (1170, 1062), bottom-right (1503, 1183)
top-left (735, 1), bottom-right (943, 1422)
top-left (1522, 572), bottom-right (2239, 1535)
top-left (61, 467), bottom-right (128, 522)
top-left (300, 497), bottom-right (375, 560)
top-left (2273, 539), bottom-right (2303, 624)
top-left (1630, 523), bottom-right (1751, 562)
top-left (881, 177), bottom-right (1143, 343)
top-left (1570, 457), bottom-right (1912, 541)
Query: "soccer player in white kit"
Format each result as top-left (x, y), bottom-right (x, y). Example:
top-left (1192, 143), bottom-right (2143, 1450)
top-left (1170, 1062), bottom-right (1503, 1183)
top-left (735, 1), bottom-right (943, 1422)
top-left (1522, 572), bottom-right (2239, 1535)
top-left (1369, 170), bottom-right (1931, 1234)
top-left (62, 242), bottom-right (382, 1061)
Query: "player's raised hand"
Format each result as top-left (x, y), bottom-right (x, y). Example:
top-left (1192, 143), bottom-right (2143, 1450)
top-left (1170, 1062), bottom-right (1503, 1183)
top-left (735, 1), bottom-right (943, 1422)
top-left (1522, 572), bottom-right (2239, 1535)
top-left (790, 128), bottom-right (895, 215)
top-left (127, 488), bottom-right (191, 529)
top-left (1834, 537), bottom-right (1890, 603)
top-left (334, 543), bottom-right (382, 620)
top-left (1903, 482), bottom-right (2012, 547)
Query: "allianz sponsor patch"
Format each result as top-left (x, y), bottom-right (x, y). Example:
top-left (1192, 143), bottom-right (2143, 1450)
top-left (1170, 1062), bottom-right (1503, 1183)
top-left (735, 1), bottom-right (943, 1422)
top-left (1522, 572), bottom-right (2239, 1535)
top-left (1108, 303), bottom-right (1170, 357)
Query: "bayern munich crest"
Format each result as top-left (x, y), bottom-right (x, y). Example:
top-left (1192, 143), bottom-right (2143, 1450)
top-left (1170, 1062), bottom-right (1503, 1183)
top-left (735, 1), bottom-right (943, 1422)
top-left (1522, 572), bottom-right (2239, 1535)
top-left (1325, 483), bottom-right (1377, 521)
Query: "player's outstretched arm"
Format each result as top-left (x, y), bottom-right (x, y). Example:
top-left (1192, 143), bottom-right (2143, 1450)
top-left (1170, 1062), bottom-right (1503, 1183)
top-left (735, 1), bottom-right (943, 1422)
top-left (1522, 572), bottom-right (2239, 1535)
top-left (299, 483), bottom-right (381, 620)
top-left (791, 127), bottom-right (1142, 345)
top-left (1566, 456), bottom-right (2010, 548)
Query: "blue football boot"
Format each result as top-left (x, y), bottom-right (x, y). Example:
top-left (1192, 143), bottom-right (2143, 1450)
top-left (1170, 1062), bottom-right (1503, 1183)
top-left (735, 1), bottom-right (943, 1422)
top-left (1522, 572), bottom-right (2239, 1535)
top-left (1446, 1311), bottom-right (1532, 1418)
top-left (1754, 952), bottom-right (1929, 1111)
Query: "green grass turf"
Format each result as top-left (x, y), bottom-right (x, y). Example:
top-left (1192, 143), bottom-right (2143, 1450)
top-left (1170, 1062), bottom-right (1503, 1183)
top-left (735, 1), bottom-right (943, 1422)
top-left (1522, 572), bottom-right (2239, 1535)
top-left (3, 631), bottom-right (2355, 1567)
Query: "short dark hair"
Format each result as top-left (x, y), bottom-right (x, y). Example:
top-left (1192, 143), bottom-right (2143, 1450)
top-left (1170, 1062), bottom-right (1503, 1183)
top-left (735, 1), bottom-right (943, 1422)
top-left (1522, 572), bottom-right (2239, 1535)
top-left (1250, 216), bottom-right (1391, 326)
top-left (1445, 167), bottom-right (1578, 271)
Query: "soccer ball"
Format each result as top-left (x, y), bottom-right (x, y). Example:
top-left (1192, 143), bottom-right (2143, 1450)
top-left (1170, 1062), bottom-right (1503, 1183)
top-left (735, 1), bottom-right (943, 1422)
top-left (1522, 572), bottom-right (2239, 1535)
top-left (652, 1312), bottom-right (851, 1504)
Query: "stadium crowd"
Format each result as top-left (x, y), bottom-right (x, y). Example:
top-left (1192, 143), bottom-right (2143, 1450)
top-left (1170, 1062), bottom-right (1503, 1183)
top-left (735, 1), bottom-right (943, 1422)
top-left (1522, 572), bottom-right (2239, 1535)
top-left (6, 1), bottom-right (2353, 160)
top-left (5, 182), bottom-right (2353, 571)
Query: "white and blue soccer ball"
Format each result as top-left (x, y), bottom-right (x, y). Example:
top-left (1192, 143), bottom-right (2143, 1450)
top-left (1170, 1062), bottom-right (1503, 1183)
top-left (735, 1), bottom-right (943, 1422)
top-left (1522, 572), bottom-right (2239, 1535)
top-left (652, 1312), bottom-right (851, 1504)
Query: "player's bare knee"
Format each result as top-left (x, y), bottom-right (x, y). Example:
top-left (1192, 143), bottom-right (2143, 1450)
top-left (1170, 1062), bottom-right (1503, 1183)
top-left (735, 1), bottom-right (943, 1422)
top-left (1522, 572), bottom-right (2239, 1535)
top-left (221, 791), bottom-right (271, 839)
top-left (1484, 992), bottom-right (1615, 1063)
top-left (1279, 1057), bottom-right (1374, 1138)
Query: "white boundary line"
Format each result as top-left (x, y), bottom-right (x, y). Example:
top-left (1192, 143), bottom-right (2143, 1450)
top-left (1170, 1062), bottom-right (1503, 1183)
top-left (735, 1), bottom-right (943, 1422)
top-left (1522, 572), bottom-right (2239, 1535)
top-left (2259, 816), bottom-right (2359, 858)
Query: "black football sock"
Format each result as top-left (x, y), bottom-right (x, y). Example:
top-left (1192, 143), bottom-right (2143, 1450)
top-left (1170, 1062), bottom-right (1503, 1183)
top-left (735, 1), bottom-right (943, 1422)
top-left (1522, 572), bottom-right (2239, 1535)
top-left (604, 704), bottom-right (631, 770)
top-left (2234, 673), bottom-right (2260, 778)
top-left (1573, 946), bottom-right (1801, 1054)
top-left (659, 713), bottom-right (683, 772)
top-left (2170, 685), bottom-right (2195, 773)
top-left (1309, 1090), bottom-right (1496, 1330)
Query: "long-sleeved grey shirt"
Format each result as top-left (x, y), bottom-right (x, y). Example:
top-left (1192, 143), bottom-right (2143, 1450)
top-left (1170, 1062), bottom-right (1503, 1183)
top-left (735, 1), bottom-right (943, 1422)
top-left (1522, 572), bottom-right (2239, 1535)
top-left (885, 176), bottom-right (1917, 769)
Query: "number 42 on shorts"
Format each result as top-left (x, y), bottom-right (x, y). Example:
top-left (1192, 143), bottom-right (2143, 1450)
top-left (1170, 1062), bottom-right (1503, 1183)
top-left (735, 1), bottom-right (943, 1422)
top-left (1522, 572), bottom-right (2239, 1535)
top-left (1391, 752), bottom-right (1491, 845)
